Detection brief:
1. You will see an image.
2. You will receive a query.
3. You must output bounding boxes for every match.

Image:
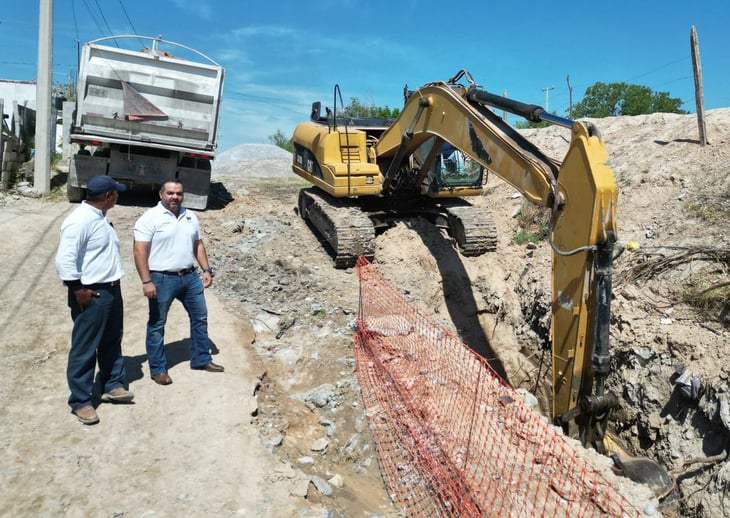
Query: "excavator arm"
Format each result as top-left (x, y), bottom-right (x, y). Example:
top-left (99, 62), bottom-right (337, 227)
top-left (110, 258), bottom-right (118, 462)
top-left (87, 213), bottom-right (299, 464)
top-left (371, 70), bottom-right (619, 442)
top-left (373, 78), bottom-right (559, 208)
top-left (549, 121), bottom-right (617, 446)
top-left (293, 70), bottom-right (619, 443)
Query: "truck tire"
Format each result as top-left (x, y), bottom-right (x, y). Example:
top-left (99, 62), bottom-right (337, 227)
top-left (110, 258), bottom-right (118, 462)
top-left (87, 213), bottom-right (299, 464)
top-left (67, 184), bottom-right (85, 203)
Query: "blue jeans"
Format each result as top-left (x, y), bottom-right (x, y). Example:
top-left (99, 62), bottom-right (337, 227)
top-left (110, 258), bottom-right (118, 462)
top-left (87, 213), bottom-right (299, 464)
top-left (146, 271), bottom-right (211, 375)
top-left (67, 283), bottom-right (126, 409)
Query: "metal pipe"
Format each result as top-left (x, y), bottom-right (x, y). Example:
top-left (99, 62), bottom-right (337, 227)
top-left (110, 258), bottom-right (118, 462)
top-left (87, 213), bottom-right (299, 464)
top-left (467, 88), bottom-right (574, 129)
top-left (592, 232), bottom-right (616, 388)
top-left (535, 111), bottom-right (574, 129)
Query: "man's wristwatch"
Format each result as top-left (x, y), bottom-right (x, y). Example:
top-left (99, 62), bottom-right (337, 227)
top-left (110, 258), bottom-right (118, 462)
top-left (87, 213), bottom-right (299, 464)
top-left (203, 268), bottom-right (214, 277)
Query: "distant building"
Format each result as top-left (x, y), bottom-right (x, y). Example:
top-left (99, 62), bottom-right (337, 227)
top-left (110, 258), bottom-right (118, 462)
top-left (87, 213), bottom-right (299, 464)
top-left (1, 80), bottom-right (37, 138)
top-left (0, 79), bottom-right (37, 116)
top-left (0, 79), bottom-right (63, 154)
top-left (0, 80), bottom-right (36, 183)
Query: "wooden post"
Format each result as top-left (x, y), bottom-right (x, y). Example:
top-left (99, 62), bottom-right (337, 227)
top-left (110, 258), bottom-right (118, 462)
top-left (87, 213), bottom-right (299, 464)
top-left (690, 26), bottom-right (707, 146)
top-left (13, 101), bottom-right (21, 139)
top-left (566, 75), bottom-right (573, 119)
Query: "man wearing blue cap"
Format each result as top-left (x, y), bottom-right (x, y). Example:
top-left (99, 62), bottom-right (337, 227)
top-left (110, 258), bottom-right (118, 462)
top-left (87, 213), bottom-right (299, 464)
top-left (55, 175), bottom-right (134, 425)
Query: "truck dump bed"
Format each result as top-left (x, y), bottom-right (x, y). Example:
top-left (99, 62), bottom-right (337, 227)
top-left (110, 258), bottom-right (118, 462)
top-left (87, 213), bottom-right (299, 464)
top-left (72, 36), bottom-right (224, 155)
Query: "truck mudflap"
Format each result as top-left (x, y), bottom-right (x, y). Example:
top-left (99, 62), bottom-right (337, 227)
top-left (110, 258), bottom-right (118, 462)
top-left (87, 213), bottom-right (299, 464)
top-left (108, 148), bottom-right (174, 185)
top-left (68, 153), bottom-right (109, 202)
top-left (177, 166), bottom-right (211, 210)
top-left (70, 154), bottom-right (108, 183)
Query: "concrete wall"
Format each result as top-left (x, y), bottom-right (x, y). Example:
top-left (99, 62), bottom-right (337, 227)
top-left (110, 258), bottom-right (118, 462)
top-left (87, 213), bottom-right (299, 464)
top-left (0, 80), bottom-right (37, 114)
top-left (0, 81), bottom-right (36, 187)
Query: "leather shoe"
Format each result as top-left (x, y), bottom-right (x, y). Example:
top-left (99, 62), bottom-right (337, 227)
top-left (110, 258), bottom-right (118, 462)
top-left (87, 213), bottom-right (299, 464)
top-left (152, 372), bottom-right (173, 385)
top-left (101, 387), bottom-right (135, 403)
top-left (192, 362), bottom-right (224, 373)
top-left (72, 405), bottom-right (99, 425)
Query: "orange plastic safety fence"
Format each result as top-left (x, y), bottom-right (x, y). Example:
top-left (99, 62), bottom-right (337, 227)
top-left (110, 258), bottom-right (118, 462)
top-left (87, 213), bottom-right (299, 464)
top-left (354, 257), bottom-right (641, 517)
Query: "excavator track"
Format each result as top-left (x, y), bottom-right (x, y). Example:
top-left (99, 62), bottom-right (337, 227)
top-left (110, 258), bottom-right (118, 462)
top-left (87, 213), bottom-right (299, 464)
top-left (298, 188), bottom-right (376, 269)
top-left (444, 204), bottom-right (498, 256)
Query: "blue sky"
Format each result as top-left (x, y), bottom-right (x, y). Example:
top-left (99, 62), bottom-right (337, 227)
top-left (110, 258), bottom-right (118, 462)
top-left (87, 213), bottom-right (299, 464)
top-left (1, 1), bottom-right (729, 152)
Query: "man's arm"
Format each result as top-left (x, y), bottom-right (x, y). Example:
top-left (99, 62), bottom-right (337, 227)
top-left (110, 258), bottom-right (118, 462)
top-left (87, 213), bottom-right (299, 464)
top-left (55, 222), bottom-right (83, 282)
top-left (193, 239), bottom-right (213, 288)
top-left (133, 240), bottom-right (156, 298)
top-left (55, 222), bottom-right (99, 309)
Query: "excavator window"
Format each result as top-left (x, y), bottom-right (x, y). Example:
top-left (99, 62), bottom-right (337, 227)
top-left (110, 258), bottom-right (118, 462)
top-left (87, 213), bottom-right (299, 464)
top-left (436, 144), bottom-right (483, 187)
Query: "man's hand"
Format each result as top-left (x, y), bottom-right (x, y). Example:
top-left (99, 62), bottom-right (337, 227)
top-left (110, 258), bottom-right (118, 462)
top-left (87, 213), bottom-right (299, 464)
top-left (142, 282), bottom-right (157, 299)
top-left (74, 288), bottom-right (100, 310)
top-left (202, 270), bottom-right (213, 289)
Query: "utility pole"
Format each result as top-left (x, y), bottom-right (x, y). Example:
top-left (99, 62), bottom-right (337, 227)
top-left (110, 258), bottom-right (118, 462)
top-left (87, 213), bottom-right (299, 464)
top-left (35, 0), bottom-right (53, 194)
top-left (541, 86), bottom-right (554, 112)
top-left (566, 75), bottom-right (573, 118)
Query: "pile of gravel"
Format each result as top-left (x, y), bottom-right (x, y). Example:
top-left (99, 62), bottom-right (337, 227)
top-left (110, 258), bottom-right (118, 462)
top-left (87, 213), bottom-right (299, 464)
top-left (213, 143), bottom-right (291, 179)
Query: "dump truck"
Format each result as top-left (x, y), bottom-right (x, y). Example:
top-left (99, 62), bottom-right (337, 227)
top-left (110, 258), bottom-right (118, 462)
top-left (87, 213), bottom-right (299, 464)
top-left (67, 35), bottom-right (225, 209)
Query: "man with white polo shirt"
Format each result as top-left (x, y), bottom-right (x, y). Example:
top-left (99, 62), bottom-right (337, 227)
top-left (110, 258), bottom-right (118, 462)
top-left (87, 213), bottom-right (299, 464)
top-left (132, 178), bottom-right (223, 386)
top-left (55, 175), bottom-right (134, 425)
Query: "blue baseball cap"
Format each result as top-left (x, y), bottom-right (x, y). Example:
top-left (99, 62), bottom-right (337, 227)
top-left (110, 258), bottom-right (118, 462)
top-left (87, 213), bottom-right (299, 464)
top-left (86, 175), bottom-right (127, 195)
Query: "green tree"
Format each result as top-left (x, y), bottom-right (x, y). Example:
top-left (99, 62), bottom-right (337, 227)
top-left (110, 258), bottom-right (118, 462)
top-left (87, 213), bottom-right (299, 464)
top-left (572, 82), bottom-right (686, 118)
top-left (340, 97), bottom-right (400, 119)
top-left (514, 116), bottom-right (552, 129)
top-left (53, 78), bottom-right (77, 103)
top-left (268, 129), bottom-right (293, 152)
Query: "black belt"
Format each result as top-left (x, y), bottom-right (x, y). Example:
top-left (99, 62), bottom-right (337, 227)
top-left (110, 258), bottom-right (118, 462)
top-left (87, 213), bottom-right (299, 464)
top-left (87, 280), bottom-right (120, 289)
top-left (152, 267), bottom-right (194, 276)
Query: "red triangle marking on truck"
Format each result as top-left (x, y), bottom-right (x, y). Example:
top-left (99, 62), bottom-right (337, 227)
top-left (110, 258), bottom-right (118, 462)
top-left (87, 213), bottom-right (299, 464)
top-left (121, 81), bottom-right (168, 121)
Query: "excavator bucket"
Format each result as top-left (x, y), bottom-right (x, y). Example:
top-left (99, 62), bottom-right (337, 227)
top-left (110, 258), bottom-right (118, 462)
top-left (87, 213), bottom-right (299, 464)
top-left (603, 435), bottom-right (676, 502)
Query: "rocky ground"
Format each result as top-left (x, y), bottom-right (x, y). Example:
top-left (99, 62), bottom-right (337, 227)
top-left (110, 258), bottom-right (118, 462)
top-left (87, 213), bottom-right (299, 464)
top-left (1, 109), bottom-right (729, 517)
top-left (207, 109), bottom-right (730, 517)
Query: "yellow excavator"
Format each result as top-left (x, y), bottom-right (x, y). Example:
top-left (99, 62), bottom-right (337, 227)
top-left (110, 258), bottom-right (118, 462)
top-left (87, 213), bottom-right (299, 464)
top-left (291, 69), bottom-right (674, 500)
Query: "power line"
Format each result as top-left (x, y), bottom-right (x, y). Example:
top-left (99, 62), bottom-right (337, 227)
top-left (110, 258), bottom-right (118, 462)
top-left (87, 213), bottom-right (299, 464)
top-left (626, 56), bottom-right (691, 84)
top-left (71, 0), bottom-right (80, 42)
top-left (80, 0), bottom-right (107, 37)
top-left (118, 0), bottom-right (140, 36)
top-left (92, 0), bottom-right (115, 40)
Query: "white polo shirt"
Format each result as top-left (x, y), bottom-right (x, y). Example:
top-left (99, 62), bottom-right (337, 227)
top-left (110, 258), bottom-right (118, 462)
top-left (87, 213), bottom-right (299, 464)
top-left (55, 202), bottom-right (125, 285)
top-left (133, 201), bottom-right (201, 272)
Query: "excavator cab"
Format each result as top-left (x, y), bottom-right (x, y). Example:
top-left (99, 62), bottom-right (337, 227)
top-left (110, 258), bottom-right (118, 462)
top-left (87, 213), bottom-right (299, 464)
top-left (412, 137), bottom-right (485, 195)
top-left (435, 143), bottom-right (483, 186)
